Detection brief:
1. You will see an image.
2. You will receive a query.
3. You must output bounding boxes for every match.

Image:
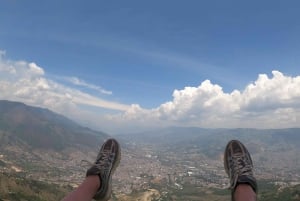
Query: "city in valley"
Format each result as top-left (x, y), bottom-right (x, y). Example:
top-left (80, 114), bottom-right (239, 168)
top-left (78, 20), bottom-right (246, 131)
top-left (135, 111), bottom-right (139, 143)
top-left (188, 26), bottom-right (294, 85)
top-left (1, 131), bottom-right (299, 200)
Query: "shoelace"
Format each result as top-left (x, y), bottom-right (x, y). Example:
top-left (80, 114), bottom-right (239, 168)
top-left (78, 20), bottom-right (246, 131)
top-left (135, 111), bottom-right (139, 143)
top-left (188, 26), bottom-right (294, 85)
top-left (229, 154), bottom-right (252, 188)
top-left (96, 150), bottom-right (114, 171)
top-left (81, 150), bottom-right (113, 172)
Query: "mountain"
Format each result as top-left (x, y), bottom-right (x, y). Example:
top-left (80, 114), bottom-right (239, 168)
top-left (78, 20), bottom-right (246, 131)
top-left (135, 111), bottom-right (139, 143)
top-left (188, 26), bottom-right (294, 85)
top-left (0, 100), bottom-right (111, 189)
top-left (0, 100), bottom-right (109, 150)
top-left (120, 126), bottom-right (300, 153)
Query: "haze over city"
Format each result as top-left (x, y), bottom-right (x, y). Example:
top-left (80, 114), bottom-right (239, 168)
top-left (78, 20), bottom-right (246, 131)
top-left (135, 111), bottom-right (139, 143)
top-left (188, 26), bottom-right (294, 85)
top-left (1, 1), bottom-right (300, 133)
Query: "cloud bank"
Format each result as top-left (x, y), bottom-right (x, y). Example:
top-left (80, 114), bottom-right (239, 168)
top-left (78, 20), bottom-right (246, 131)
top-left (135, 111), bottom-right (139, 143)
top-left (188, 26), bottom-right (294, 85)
top-left (0, 51), bottom-right (300, 133)
top-left (0, 52), bottom-right (129, 119)
top-left (111, 71), bottom-right (300, 131)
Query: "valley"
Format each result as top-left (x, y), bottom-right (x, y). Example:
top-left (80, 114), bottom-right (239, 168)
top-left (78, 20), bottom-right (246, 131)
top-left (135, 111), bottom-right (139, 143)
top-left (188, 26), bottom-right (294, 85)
top-left (0, 101), bottom-right (299, 200)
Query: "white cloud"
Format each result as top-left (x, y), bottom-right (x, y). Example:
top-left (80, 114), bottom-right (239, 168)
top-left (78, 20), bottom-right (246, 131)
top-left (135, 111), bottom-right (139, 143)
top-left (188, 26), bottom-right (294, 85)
top-left (110, 71), bottom-right (300, 131)
top-left (0, 53), bottom-right (129, 121)
top-left (241, 71), bottom-right (300, 111)
top-left (65, 76), bottom-right (112, 95)
top-left (28, 62), bottom-right (45, 75)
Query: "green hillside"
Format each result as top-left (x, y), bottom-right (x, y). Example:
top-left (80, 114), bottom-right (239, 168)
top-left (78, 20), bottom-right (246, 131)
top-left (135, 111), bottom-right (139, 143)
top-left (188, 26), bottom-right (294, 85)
top-left (0, 173), bottom-right (72, 201)
top-left (0, 100), bottom-right (108, 150)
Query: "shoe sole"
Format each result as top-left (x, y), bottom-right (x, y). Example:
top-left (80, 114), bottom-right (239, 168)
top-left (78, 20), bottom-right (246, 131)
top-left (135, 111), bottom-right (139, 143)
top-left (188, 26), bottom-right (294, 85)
top-left (110, 138), bottom-right (121, 176)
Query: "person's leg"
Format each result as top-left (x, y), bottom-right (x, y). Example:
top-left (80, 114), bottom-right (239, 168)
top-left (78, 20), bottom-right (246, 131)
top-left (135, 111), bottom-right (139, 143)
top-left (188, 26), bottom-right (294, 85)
top-left (61, 138), bottom-right (121, 201)
top-left (62, 175), bottom-right (100, 201)
top-left (224, 140), bottom-right (257, 201)
top-left (234, 184), bottom-right (257, 201)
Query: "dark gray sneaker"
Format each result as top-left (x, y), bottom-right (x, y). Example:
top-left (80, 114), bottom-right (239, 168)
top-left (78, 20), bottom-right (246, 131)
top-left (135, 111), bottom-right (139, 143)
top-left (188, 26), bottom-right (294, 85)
top-left (224, 140), bottom-right (257, 196)
top-left (86, 138), bottom-right (121, 201)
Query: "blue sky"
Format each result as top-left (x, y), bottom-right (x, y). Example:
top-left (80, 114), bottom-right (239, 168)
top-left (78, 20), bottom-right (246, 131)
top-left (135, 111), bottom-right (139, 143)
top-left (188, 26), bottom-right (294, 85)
top-left (1, 1), bottom-right (300, 133)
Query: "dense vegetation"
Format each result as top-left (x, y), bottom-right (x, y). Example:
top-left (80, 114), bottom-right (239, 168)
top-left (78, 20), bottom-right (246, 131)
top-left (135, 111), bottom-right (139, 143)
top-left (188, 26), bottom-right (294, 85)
top-left (258, 180), bottom-right (300, 201)
top-left (131, 180), bottom-right (300, 201)
top-left (0, 173), bottom-right (72, 201)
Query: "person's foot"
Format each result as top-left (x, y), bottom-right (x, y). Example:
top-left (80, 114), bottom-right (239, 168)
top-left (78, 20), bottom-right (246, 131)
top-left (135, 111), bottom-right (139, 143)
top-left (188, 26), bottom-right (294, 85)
top-left (224, 140), bottom-right (257, 195)
top-left (86, 138), bottom-right (121, 201)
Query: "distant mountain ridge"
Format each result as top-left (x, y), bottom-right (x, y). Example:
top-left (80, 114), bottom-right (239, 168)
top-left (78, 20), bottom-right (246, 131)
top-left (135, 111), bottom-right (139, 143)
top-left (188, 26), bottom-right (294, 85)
top-left (119, 126), bottom-right (300, 159)
top-left (0, 100), bottom-right (109, 150)
top-left (121, 126), bottom-right (300, 144)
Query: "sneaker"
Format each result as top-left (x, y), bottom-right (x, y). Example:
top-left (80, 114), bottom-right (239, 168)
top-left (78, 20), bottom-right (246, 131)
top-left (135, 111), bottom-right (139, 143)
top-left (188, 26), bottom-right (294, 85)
top-left (86, 138), bottom-right (121, 201)
top-left (224, 140), bottom-right (257, 194)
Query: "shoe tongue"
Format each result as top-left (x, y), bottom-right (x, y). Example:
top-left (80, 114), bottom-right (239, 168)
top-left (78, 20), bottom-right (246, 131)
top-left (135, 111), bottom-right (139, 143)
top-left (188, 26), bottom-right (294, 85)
top-left (232, 143), bottom-right (242, 153)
